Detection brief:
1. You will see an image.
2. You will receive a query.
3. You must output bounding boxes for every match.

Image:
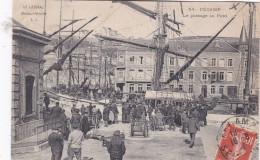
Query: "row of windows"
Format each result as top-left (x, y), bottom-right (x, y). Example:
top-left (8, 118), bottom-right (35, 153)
top-left (118, 55), bottom-right (153, 65)
top-left (119, 54), bottom-right (238, 68)
top-left (174, 85), bottom-right (225, 95)
top-left (129, 84), bottom-right (152, 93)
top-left (168, 57), bottom-right (234, 67)
top-left (168, 70), bottom-right (233, 81)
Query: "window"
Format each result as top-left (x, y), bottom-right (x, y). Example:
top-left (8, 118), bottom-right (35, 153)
top-left (211, 85), bottom-right (216, 94)
top-left (227, 72), bottom-right (233, 81)
top-left (170, 85), bottom-right (174, 90)
top-left (189, 71), bottom-right (194, 80)
top-left (25, 76), bottom-right (35, 115)
top-left (244, 60), bottom-right (247, 67)
top-left (170, 70), bottom-right (175, 78)
top-left (179, 72), bottom-right (183, 79)
top-left (129, 84), bottom-right (134, 93)
top-left (129, 69), bottom-right (135, 79)
top-left (219, 72), bottom-right (224, 81)
top-left (219, 58), bottom-right (225, 67)
top-left (202, 58), bottom-right (208, 67)
top-left (118, 70), bottom-right (124, 78)
top-left (211, 58), bottom-right (216, 66)
top-left (189, 85), bottom-right (193, 93)
top-left (211, 72), bottom-right (216, 81)
top-left (137, 69), bottom-right (144, 79)
top-left (178, 58), bottom-right (185, 66)
top-left (219, 86), bottom-right (224, 94)
top-left (146, 69), bottom-right (153, 80)
top-left (179, 85), bottom-right (183, 91)
top-left (227, 59), bottom-right (233, 67)
top-left (129, 56), bottom-right (135, 64)
top-left (147, 84), bottom-right (152, 91)
top-left (202, 71), bottom-right (208, 81)
top-left (170, 57), bottom-right (175, 66)
top-left (138, 84), bottom-right (143, 92)
top-left (139, 56), bottom-right (144, 64)
top-left (118, 55), bottom-right (124, 63)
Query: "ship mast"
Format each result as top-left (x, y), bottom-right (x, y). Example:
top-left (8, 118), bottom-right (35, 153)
top-left (244, 3), bottom-right (254, 98)
top-left (153, 2), bottom-right (166, 91)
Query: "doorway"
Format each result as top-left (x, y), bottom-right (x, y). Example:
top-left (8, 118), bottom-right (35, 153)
top-left (25, 76), bottom-right (34, 115)
top-left (227, 86), bottom-right (237, 98)
top-left (201, 85), bottom-right (207, 98)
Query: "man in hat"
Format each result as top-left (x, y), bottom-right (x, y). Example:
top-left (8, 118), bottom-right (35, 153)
top-left (43, 93), bottom-right (50, 111)
top-left (48, 123), bottom-right (64, 160)
top-left (191, 107), bottom-right (200, 122)
top-left (187, 115), bottom-right (200, 148)
top-left (103, 105), bottom-right (110, 127)
top-left (88, 103), bottom-right (93, 116)
top-left (107, 130), bottom-right (126, 160)
top-left (134, 104), bottom-right (143, 121)
top-left (80, 104), bottom-right (86, 115)
top-left (112, 103), bottom-right (119, 124)
top-left (51, 102), bottom-right (62, 121)
top-left (71, 104), bottom-right (77, 114)
top-left (70, 109), bottom-right (81, 129)
top-left (67, 123), bottom-right (84, 160)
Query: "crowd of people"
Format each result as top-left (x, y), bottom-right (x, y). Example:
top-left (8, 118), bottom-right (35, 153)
top-left (47, 100), bottom-right (126, 160)
top-left (46, 93), bottom-right (209, 160)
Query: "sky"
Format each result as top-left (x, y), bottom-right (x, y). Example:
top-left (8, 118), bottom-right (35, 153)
top-left (12, 0), bottom-right (260, 39)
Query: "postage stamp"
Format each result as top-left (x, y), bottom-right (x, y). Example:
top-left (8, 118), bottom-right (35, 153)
top-left (215, 116), bottom-right (258, 160)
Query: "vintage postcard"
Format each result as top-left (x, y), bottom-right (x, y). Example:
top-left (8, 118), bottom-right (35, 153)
top-left (10, 0), bottom-right (259, 160)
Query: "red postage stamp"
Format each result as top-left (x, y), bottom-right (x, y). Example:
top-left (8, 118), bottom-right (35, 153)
top-left (215, 123), bottom-right (257, 160)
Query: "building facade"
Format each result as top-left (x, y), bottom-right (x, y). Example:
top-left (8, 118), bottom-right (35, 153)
top-left (12, 20), bottom-right (50, 142)
top-left (115, 31), bottom-right (258, 100)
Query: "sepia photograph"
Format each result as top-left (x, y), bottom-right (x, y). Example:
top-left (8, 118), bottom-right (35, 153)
top-left (9, 0), bottom-right (260, 159)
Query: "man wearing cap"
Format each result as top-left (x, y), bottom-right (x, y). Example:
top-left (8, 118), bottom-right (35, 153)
top-left (187, 115), bottom-right (200, 148)
top-left (107, 130), bottom-right (126, 160)
top-left (67, 123), bottom-right (84, 160)
top-left (70, 109), bottom-right (81, 129)
top-left (51, 102), bottom-right (62, 121)
top-left (103, 105), bottom-right (110, 127)
top-left (48, 123), bottom-right (64, 160)
top-left (71, 104), bottom-right (77, 114)
top-left (43, 93), bottom-right (50, 111)
top-left (191, 107), bottom-right (200, 122)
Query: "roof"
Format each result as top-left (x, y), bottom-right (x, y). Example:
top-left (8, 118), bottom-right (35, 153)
top-left (168, 37), bottom-right (239, 54)
top-left (13, 19), bottom-right (51, 45)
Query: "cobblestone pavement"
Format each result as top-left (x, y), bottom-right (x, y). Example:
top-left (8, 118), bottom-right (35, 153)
top-left (12, 100), bottom-right (259, 160)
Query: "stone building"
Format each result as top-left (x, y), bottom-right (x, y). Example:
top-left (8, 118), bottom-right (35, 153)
top-left (12, 20), bottom-right (51, 142)
top-left (114, 28), bottom-right (258, 100)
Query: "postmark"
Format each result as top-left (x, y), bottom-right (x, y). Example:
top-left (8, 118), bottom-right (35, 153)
top-left (215, 115), bottom-right (258, 160)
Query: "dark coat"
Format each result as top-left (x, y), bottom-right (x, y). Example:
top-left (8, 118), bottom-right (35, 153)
top-left (199, 108), bottom-right (207, 118)
top-left (112, 106), bottom-right (119, 114)
top-left (71, 106), bottom-right (77, 114)
top-left (107, 136), bottom-right (126, 158)
top-left (51, 106), bottom-right (62, 120)
top-left (81, 106), bottom-right (86, 114)
top-left (89, 105), bottom-right (93, 115)
top-left (48, 131), bottom-right (63, 153)
top-left (70, 113), bottom-right (81, 126)
top-left (44, 96), bottom-right (50, 106)
top-left (134, 106), bottom-right (143, 118)
top-left (103, 107), bottom-right (110, 121)
top-left (81, 115), bottom-right (90, 133)
top-left (187, 118), bottom-right (200, 133)
top-left (191, 110), bottom-right (200, 119)
top-left (122, 105), bottom-right (130, 114)
top-left (58, 113), bottom-right (67, 135)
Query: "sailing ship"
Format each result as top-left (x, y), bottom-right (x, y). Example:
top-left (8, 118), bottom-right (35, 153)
top-left (42, 2), bottom-right (258, 113)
